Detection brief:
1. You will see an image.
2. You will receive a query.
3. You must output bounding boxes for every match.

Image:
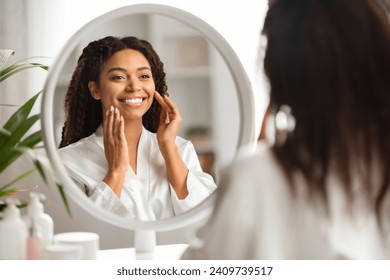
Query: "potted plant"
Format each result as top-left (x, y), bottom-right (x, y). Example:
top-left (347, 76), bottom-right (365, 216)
top-left (0, 49), bottom-right (69, 214)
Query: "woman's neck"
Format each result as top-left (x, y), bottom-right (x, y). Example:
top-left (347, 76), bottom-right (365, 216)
top-left (124, 119), bottom-right (143, 147)
top-left (124, 119), bottom-right (143, 174)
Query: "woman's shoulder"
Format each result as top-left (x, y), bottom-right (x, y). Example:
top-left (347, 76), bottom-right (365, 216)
top-left (145, 129), bottom-right (192, 147)
top-left (58, 131), bottom-right (102, 155)
top-left (219, 141), bottom-right (289, 193)
top-left (230, 141), bottom-right (278, 171)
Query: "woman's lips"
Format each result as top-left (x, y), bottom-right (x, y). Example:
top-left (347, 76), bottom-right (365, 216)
top-left (119, 97), bottom-right (146, 106)
top-left (120, 98), bottom-right (144, 104)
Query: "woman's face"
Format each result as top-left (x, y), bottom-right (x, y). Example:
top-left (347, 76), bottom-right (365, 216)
top-left (88, 48), bottom-right (156, 122)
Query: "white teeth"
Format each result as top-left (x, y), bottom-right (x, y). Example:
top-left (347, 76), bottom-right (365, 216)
top-left (124, 98), bottom-right (143, 104)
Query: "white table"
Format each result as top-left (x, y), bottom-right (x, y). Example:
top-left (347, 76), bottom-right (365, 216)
top-left (97, 243), bottom-right (189, 260)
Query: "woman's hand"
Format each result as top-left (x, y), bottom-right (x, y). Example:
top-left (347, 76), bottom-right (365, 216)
top-left (154, 92), bottom-right (189, 199)
top-left (155, 91), bottom-right (182, 145)
top-left (102, 105), bottom-right (129, 196)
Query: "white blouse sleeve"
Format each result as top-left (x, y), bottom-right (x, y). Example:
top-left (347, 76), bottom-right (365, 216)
top-left (88, 182), bottom-right (135, 218)
top-left (169, 140), bottom-right (217, 215)
top-left (63, 164), bottom-right (134, 218)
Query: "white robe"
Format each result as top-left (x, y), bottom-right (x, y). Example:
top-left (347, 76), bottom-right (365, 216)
top-left (182, 143), bottom-right (390, 259)
top-left (58, 126), bottom-right (217, 221)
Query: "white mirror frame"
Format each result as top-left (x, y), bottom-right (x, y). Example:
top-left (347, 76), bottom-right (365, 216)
top-left (42, 4), bottom-right (255, 234)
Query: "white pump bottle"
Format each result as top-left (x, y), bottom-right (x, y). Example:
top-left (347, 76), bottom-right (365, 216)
top-left (0, 199), bottom-right (28, 259)
top-left (24, 192), bottom-right (54, 247)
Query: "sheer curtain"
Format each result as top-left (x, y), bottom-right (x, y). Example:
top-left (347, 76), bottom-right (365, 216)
top-left (1, 0), bottom-right (29, 120)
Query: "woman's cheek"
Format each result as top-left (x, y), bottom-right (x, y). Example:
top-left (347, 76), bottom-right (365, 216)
top-left (145, 82), bottom-right (156, 95)
top-left (102, 96), bottom-right (115, 111)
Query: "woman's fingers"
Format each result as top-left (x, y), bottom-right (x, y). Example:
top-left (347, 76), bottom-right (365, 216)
top-left (154, 91), bottom-right (168, 110)
top-left (162, 94), bottom-right (179, 116)
top-left (104, 105), bottom-right (114, 140)
top-left (155, 92), bottom-right (170, 124)
top-left (113, 107), bottom-right (120, 139)
top-left (119, 115), bottom-right (126, 144)
top-left (156, 91), bottom-right (183, 145)
top-left (159, 107), bottom-right (169, 125)
top-left (102, 106), bottom-right (129, 171)
top-left (104, 106), bottom-right (126, 149)
top-left (155, 91), bottom-right (181, 120)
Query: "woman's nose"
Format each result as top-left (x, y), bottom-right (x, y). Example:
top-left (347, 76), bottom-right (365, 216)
top-left (125, 78), bottom-right (141, 92)
top-left (125, 85), bottom-right (141, 92)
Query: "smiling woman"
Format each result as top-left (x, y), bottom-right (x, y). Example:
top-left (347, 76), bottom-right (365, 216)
top-left (57, 36), bottom-right (217, 221)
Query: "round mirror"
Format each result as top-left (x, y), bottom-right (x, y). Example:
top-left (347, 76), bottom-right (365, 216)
top-left (42, 4), bottom-right (255, 232)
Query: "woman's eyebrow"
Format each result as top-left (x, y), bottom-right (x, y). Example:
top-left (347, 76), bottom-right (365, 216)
top-left (107, 67), bottom-right (127, 73)
top-left (137, 66), bottom-right (151, 71)
top-left (106, 66), bottom-right (151, 73)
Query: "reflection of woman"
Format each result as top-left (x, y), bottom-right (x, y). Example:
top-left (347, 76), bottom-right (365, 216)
top-left (183, 0), bottom-right (390, 259)
top-left (58, 36), bottom-right (216, 220)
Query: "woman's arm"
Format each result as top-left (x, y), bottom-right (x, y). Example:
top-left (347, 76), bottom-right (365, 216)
top-left (155, 92), bottom-right (189, 199)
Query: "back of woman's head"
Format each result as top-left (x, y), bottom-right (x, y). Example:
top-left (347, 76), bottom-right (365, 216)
top-left (263, 0), bottom-right (390, 215)
top-left (59, 36), bottom-right (167, 148)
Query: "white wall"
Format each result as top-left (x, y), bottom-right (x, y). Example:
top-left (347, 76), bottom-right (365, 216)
top-left (0, 0), bottom-right (268, 249)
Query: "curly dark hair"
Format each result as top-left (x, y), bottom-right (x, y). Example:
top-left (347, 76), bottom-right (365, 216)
top-left (263, 0), bottom-right (390, 217)
top-left (59, 36), bottom-right (168, 148)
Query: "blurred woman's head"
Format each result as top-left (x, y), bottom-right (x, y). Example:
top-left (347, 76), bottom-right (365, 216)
top-left (262, 0), bottom-right (390, 215)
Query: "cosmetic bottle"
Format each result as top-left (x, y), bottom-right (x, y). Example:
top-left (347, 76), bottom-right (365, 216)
top-left (24, 192), bottom-right (54, 247)
top-left (0, 199), bottom-right (28, 259)
top-left (26, 217), bottom-right (42, 260)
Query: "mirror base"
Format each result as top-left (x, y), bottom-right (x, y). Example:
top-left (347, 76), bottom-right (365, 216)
top-left (134, 230), bottom-right (156, 253)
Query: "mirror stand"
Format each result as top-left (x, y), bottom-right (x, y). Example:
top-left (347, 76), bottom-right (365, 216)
top-left (134, 230), bottom-right (156, 254)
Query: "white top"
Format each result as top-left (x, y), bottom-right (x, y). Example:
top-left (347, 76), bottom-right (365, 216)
top-left (58, 126), bottom-right (216, 221)
top-left (182, 143), bottom-right (390, 259)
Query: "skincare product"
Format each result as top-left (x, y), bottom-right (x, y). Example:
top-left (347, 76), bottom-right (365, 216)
top-left (24, 192), bottom-right (54, 247)
top-left (26, 217), bottom-right (42, 260)
top-left (45, 244), bottom-right (82, 260)
top-left (0, 199), bottom-right (27, 259)
top-left (53, 232), bottom-right (99, 259)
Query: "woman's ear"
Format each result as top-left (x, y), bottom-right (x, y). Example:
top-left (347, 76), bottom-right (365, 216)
top-left (88, 81), bottom-right (101, 100)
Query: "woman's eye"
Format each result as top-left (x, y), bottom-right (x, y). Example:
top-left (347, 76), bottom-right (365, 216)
top-left (112, 75), bottom-right (125, 81)
top-left (140, 74), bottom-right (150, 79)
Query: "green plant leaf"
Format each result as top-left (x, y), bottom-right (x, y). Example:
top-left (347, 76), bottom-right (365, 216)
top-left (56, 182), bottom-right (72, 217)
top-left (12, 146), bottom-right (48, 184)
top-left (0, 113), bottom-right (40, 161)
top-left (2, 91), bottom-right (40, 133)
top-left (0, 188), bottom-right (19, 198)
top-left (0, 132), bottom-right (42, 174)
top-left (0, 54), bottom-right (69, 217)
top-left (32, 158), bottom-right (47, 183)
top-left (19, 130), bottom-right (42, 147)
top-left (0, 151), bottom-right (22, 174)
top-left (0, 128), bottom-right (11, 137)
top-left (0, 62), bottom-right (48, 82)
top-left (0, 115), bottom-right (40, 174)
top-left (0, 168), bottom-right (36, 192)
